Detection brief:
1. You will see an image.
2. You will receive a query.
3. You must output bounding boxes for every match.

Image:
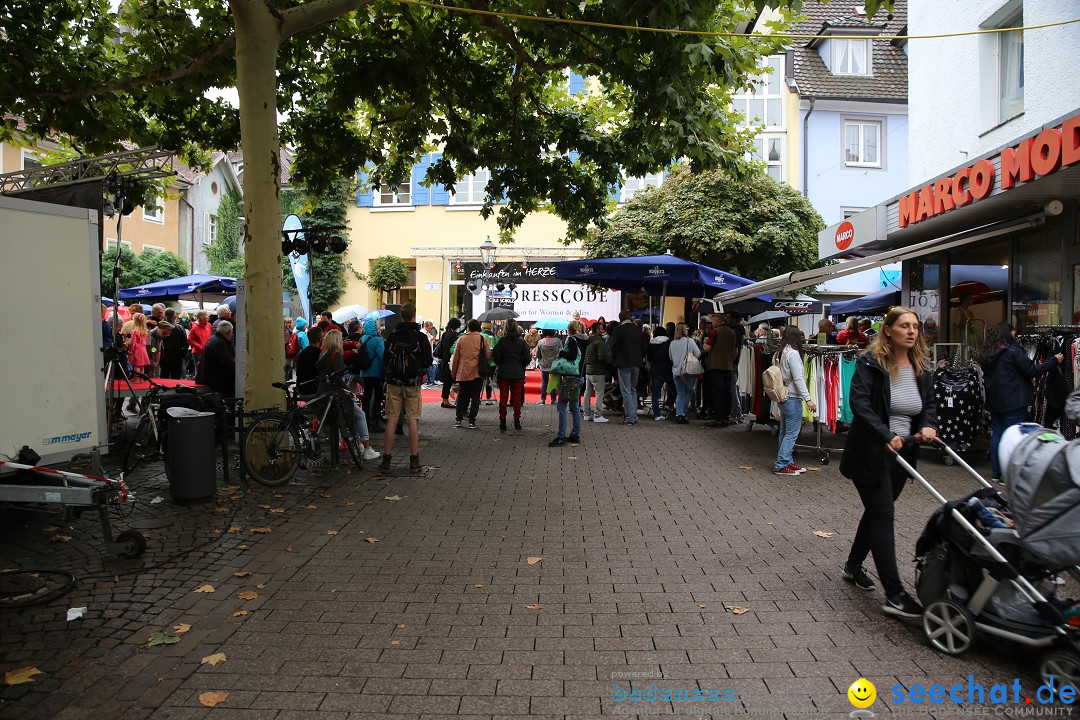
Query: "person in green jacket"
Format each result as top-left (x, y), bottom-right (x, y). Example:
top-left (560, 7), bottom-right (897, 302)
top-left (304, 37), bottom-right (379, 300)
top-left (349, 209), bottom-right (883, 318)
top-left (583, 321), bottom-right (610, 422)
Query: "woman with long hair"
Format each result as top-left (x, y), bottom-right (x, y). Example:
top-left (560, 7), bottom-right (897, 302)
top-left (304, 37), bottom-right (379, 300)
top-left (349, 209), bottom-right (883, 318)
top-left (667, 322), bottom-right (701, 424)
top-left (550, 320), bottom-right (587, 447)
top-left (772, 325), bottom-right (817, 475)
top-left (979, 322), bottom-right (1062, 482)
top-left (128, 312), bottom-right (151, 376)
top-left (838, 307), bottom-right (937, 619)
top-left (316, 329), bottom-right (381, 460)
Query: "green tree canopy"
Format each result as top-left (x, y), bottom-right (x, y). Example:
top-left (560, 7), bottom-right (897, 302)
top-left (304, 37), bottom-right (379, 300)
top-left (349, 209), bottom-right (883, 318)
top-left (585, 166), bottom-right (824, 282)
top-left (100, 248), bottom-right (190, 298)
top-left (364, 256), bottom-right (410, 301)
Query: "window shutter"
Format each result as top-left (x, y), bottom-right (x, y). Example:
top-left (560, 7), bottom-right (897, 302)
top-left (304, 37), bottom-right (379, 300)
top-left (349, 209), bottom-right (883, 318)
top-left (429, 153), bottom-right (450, 206)
top-left (356, 168), bottom-right (373, 207)
top-left (412, 155), bottom-right (431, 206)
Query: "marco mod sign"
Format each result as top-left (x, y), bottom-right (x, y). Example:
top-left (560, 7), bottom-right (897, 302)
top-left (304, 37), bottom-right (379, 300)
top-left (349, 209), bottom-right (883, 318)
top-left (899, 113), bottom-right (1080, 228)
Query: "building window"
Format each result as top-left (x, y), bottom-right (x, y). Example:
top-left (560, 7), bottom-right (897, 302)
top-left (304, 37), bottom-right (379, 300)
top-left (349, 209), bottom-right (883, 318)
top-left (105, 238), bottom-right (133, 252)
top-left (832, 38), bottom-right (870, 76)
top-left (733, 56), bottom-right (784, 129)
top-left (997, 10), bottom-right (1024, 123)
top-left (373, 183), bottom-right (411, 207)
top-left (141, 244), bottom-right (164, 254)
top-left (452, 169), bottom-right (489, 205)
top-left (143, 195), bottom-right (164, 223)
top-left (750, 135), bottom-right (784, 183)
top-left (21, 149), bottom-right (43, 170)
top-left (843, 120), bottom-right (882, 167)
top-left (620, 172), bottom-right (664, 203)
top-left (205, 213), bottom-right (218, 246)
top-left (842, 207), bottom-right (867, 219)
top-left (210, 181), bottom-right (219, 195)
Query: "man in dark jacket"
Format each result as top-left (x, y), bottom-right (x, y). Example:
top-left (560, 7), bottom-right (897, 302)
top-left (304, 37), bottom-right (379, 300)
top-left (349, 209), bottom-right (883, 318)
top-left (703, 313), bottom-right (737, 426)
top-left (436, 318), bottom-right (462, 407)
top-left (491, 318), bottom-right (532, 432)
top-left (380, 302), bottom-right (433, 474)
top-left (294, 326), bottom-right (324, 397)
top-left (198, 321), bottom-right (235, 399)
top-left (609, 311), bottom-right (646, 424)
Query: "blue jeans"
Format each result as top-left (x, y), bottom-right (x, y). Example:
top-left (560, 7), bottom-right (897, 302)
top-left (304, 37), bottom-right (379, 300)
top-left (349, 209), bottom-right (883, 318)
top-left (557, 387), bottom-right (581, 438)
top-left (349, 396), bottom-right (370, 442)
top-left (617, 367), bottom-right (639, 421)
top-left (989, 408), bottom-right (1028, 477)
top-left (673, 374), bottom-right (696, 417)
top-left (774, 397), bottom-right (803, 470)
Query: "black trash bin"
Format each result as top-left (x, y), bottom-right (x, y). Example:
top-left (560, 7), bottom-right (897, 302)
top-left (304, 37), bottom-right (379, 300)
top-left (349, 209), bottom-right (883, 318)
top-left (165, 406), bottom-right (217, 504)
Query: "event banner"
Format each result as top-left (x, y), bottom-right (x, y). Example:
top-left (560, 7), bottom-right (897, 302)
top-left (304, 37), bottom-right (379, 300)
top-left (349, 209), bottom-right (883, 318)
top-left (465, 262), bottom-right (622, 322)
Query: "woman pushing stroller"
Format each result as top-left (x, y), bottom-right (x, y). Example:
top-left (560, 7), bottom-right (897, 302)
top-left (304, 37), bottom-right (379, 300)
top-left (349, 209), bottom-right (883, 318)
top-left (839, 307), bottom-right (937, 619)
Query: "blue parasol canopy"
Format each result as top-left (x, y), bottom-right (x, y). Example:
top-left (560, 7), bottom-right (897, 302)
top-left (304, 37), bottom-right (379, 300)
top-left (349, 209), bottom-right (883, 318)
top-left (118, 273), bottom-right (237, 300)
top-left (553, 253), bottom-right (768, 299)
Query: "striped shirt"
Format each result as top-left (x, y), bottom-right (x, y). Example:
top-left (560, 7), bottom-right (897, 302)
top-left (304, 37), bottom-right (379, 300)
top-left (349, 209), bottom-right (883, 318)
top-left (889, 365), bottom-right (922, 437)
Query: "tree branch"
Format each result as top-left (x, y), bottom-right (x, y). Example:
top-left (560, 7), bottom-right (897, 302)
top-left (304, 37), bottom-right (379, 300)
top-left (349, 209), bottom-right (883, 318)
top-left (280, 0), bottom-right (377, 39)
top-left (466, 0), bottom-right (564, 73)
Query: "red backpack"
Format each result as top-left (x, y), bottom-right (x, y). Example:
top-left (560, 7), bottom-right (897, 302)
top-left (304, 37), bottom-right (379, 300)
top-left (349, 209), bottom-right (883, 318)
top-left (285, 332), bottom-right (300, 359)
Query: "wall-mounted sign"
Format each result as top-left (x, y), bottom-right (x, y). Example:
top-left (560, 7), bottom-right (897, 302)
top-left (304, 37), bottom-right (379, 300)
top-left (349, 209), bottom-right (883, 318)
top-left (818, 206), bottom-right (885, 260)
top-left (898, 112), bottom-right (1080, 228)
top-left (423, 281), bottom-right (439, 291)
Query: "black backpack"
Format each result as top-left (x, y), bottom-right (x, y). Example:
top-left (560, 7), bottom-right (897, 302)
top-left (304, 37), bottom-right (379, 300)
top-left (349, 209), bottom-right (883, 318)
top-left (348, 336), bottom-right (375, 373)
top-left (386, 328), bottom-right (423, 385)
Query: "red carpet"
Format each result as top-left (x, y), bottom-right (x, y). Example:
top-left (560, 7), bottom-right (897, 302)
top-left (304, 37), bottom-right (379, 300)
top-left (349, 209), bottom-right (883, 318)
top-left (420, 369), bottom-right (552, 404)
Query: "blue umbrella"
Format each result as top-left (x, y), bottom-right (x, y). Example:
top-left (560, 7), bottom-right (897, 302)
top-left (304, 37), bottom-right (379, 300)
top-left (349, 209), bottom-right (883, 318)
top-left (553, 253), bottom-right (765, 298)
top-left (361, 308), bottom-right (396, 321)
top-left (118, 273), bottom-right (237, 300)
top-left (532, 317), bottom-right (570, 331)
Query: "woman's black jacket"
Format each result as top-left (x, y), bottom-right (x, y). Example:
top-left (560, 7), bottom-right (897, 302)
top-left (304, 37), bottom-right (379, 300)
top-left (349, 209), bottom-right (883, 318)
top-left (839, 353), bottom-right (938, 485)
top-left (982, 344), bottom-right (1059, 413)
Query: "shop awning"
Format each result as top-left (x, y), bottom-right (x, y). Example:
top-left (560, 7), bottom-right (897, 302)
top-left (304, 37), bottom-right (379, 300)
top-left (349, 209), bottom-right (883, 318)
top-left (830, 286), bottom-right (901, 316)
top-left (714, 215), bottom-right (1042, 306)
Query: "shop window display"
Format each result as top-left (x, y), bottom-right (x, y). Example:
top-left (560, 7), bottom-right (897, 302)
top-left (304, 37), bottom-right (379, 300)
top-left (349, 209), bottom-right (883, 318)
top-left (948, 241), bottom-right (1009, 360)
top-left (1011, 226), bottom-right (1062, 333)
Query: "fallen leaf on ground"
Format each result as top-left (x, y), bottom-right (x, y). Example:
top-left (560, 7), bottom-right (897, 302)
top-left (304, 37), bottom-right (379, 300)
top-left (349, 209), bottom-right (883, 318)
top-left (474, 584), bottom-right (484, 588)
top-left (4, 666), bottom-right (42, 685)
top-left (273, 493), bottom-right (284, 498)
top-left (66, 607), bottom-right (87, 621)
top-left (396, 624), bottom-right (405, 629)
top-left (286, 546), bottom-right (292, 552)
top-left (320, 493), bottom-right (333, 498)
top-left (525, 604), bottom-right (541, 610)
top-left (698, 604), bottom-right (706, 609)
top-left (306, 505), bottom-right (317, 509)
top-left (237, 591), bottom-right (258, 601)
top-left (344, 501), bottom-right (355, 506)
top-left (384, 495), bottom-right (405, 501)
top-left (257, 504), bottom-right (270, 509)
top-left (767, 522), bottom-right (774, 525)
top-left (232, 610), bottom-right (248, 617)
top-left (48, 535), bottom-right (72, 543)
top-left (199, 691), bottom-right (228, 707)
top-left (527, 557), bottom-right (542, 565)
top-left (366, 500), bottom-right (374, 504)
top-left (738, 466), bottom-right (753, 469)
top-left (201, 653), bottom-right (227, 667)
top-left (807, 467), bottom-right (822, 471)
top-left (212, 529), bottom-right (222, 534)
top-left (173, 623), bottom-right (192, 634)
top-left (193, 585), bottom-right (214, 593)
top-left (227, 527), bottom-right (243, 534)
top-left (42, 526), bottom-right (58, 532)
top-left (145, 632), bottom-right (181, 647)
top-left (233, 572), bottom-right (251, 578)
top-left (256, 584), bottom-right (265, 589)
top-left (365, 537), bottom-right (378, 543)
top-left (270, 508), bottom-right (285, 513)
top-left (813, 531), bottom-right (834, 538)
top-left (250, 527), bottom-right (271, 534)
top-left (326, 530), bottom-right (338, 535)
top-left (238, 545), bottom-right (249, 550)
top-left (214, 507), bottom-right (229, 513)
top-left (725, 605), bottom-right (750, 615)
top-left (390, 640), bottom-right (400, 645)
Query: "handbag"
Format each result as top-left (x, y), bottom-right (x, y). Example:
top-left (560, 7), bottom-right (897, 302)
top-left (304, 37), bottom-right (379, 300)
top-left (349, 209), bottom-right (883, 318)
top-left (680, 341), bottom-right (704, 376)
top-left (551, 356), bottom-right (579, 376)
top-left (477, 337), bottom-right (492, 378)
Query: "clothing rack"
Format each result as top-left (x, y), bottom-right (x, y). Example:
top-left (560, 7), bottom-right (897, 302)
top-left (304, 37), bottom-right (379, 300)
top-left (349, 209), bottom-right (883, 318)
top-left (1015, 328), bottom-right (1080, 440)
top-left (791, 346), bottom-right (860, 465)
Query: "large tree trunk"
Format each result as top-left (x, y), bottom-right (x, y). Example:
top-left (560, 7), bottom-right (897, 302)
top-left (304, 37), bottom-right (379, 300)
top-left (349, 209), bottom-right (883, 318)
top-left (232, 0), bottom-right (285, 410)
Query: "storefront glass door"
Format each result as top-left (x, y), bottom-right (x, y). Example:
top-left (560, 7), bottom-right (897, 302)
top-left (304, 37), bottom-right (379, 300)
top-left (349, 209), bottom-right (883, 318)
top-left (1012, 226), bottom-right (1063, 332)
top-left (948, 240), bottom-right (1009, 360)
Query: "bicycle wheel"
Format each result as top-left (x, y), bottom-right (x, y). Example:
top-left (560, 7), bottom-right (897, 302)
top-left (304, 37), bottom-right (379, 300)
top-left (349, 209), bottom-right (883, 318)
top-left (123, 414), bottom-right (155, 474)
top-left (241, 414), bottom-right (301, 486)
top-left (337, 403), bottom-right (365, 470)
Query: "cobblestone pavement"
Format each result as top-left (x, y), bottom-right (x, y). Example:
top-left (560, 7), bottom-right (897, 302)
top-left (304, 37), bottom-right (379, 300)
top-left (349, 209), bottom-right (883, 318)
top-left (0, 402), bottom-right (1073, 720)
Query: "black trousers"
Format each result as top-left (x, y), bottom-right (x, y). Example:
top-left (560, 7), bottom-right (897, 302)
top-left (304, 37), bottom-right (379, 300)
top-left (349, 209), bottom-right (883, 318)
top-left (708, 369), bottom-right (732, 421)
top-left (361, 377), bottom-right (384, 425)
top-left (456, 378), bottom-right (483, 422)
top-left (846, 449), bottom-right (914, 599)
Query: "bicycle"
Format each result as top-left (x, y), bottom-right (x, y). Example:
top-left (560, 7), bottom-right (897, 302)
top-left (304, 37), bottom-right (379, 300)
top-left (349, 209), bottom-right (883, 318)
top-left (240, 378), bottom-right (365, 486)
top-left (122, 372), bottom-right (198, 474)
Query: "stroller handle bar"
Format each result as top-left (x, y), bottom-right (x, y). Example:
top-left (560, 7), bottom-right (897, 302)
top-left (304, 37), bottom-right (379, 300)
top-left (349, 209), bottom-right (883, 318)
top-left (887, 440), bottom-right (1069, 640)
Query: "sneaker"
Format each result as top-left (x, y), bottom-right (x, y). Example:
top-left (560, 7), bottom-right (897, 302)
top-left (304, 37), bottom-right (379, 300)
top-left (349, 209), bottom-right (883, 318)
top-left (593, 416), bottom-right (609, 423)
top-left (409, 454), bottom-right (422, 474)
top-left (654, 415), bottom-right (664, 421)
top-left (362, 446), bottom-right (380, 461)
top-left (991, 475), bottom-right (1004, 484)
top-left (468, 422), bottom-right (478, 429)
top-left (791, 464), bottom-right (808, 474)
top-left (567, 435), bottom-right (580, 444)
top-left (549, 437), bottom-right (568, 447)
top-left (676, 416), bottom-right (689, 424)
top-left (378, 455), bottom-right (391, 473)
top-left (842, 564), bottom-right (876, 591)
top-left (773, 464), bottom-right (799, 476)
top-left (586, 415), bottom-right (593, 422)
top-left (882, 591), bottom-right (923, 619)
top-left (485, 400), bottom-right (494, 406)
top-left (453, 420), bottom-right (462, 428)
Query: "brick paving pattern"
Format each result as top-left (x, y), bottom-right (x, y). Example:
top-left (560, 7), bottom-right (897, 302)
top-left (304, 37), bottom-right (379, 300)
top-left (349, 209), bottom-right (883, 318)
top-left (0, 398), bottom-right (1069, 719)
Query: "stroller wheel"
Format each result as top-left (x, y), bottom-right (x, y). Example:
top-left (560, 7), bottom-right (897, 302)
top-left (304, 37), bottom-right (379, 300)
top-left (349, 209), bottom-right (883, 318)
top-left (1039, 652), bottom-right (1080, 695)
top-left (922, 600), bottom-right (976, 656)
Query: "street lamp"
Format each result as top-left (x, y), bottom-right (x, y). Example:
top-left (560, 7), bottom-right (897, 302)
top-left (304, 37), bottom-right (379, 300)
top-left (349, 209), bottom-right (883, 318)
top-left (480, 236), bottom-right (497, 269)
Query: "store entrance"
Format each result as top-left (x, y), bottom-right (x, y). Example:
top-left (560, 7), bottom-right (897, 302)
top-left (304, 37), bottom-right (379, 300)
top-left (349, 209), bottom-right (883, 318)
top-left (948, 240), bottom-right (1009, 360)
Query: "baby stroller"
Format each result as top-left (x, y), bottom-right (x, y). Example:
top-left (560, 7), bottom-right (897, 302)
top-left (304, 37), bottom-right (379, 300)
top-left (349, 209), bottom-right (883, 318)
top-left (602, 380), bottom-right (623, 413)
top-left (896, 431), bottom-right (1080, 693)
